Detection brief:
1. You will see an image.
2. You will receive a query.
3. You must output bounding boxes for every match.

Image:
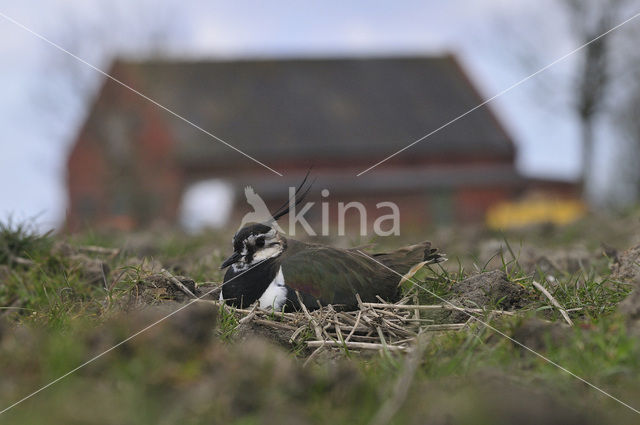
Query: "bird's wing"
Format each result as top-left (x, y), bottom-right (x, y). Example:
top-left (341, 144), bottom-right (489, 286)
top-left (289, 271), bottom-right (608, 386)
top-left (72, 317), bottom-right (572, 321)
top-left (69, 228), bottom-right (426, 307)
top-left (280, 241), bottom-right (398, 307)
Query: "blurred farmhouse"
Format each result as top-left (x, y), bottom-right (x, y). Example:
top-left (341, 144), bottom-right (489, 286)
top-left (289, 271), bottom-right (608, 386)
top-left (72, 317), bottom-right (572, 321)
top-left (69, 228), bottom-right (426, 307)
top-left (65, 55), bottom-right (576, 232)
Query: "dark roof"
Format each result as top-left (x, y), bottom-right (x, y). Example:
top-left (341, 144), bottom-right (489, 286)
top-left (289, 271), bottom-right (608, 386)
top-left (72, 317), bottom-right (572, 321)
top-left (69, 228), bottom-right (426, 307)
top-left (111, 55), bottom-right (515, 167)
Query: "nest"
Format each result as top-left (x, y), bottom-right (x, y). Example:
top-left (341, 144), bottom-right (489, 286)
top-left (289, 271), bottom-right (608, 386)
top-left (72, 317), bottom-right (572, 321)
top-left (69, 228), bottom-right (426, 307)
top-left (174, 268), bottom-right (573, 359)
top-left (199, 287), bottom-right (518, 359)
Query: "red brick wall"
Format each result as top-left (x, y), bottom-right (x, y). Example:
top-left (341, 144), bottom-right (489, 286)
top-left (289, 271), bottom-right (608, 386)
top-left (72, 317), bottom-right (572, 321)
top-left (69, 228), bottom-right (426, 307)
top-left (66, 64), bottom-right (183, 232)
top-left (135, 102), bottom-right (184, 225)
top-left (66, 134), bottom-right (108, 231)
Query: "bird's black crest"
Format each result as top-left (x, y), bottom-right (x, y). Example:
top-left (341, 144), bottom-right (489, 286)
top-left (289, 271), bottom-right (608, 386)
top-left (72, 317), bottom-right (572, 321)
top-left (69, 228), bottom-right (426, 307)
top-left (269, 169), bottom-right (315, 222)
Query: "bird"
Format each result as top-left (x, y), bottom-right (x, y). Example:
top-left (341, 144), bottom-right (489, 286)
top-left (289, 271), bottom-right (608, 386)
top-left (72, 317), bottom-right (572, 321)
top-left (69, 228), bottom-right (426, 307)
top-left (219, 176), bottom-right (445, 311)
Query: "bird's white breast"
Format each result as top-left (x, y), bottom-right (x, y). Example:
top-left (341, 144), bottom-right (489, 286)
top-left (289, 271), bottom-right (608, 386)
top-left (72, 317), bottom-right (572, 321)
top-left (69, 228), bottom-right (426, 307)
top-left (258, 266), bottom-right (287, 310)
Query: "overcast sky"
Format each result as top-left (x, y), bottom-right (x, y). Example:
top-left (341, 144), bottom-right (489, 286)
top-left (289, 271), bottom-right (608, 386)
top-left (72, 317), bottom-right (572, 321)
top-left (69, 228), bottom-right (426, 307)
top-left (0, 0), bottom-right (631, 230)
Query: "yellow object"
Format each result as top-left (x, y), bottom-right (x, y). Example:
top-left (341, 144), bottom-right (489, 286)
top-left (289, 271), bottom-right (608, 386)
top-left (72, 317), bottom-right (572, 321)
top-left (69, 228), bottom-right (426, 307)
top-left (486, 199), bottom-right (586, 230)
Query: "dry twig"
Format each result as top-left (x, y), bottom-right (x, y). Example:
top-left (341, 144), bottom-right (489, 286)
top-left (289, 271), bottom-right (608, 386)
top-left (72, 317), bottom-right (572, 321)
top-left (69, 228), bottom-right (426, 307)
top-left (161, 269), bottom-right (197, 299)
top-left (296, 291), bottom-right (324, 340)
top-left (532, 280), bottom-right (574, 326)
top-left (307, 340), bottom-right (408, 352)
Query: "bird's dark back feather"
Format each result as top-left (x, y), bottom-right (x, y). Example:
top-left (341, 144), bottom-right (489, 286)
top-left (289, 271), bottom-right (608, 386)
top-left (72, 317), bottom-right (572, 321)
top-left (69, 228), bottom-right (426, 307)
top-left (279, 239), bottom-right (437, 310)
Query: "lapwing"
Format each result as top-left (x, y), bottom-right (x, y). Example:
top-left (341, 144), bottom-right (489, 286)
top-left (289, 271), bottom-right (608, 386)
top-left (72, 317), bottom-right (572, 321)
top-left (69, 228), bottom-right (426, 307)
top-left (219, 177), bottom-right (445, 311)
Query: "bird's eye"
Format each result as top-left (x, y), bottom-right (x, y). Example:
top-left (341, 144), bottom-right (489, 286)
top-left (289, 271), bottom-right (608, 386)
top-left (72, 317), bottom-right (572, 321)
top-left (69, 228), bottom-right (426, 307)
top-left (255, 237), bottom-right (265, 247)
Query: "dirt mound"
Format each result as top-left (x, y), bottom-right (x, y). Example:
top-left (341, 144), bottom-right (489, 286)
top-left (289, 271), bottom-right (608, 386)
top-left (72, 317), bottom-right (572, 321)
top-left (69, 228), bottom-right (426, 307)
top-left (617, 281), bottom-right (640, 335)
top-left (452, 270), bottom-right (528, 307)
top-left (611, 244), bottom-right (640, 287)
top-left (130, 273), bottom-right (198, 304)
top-left (442, 270), bottom-right (530, 322)
top-left (619, 289), bottom-right (640, 319)
top-left (233, 320), bottom-right (298, 349)
top-left (612, 244), bottom-right (640, 334)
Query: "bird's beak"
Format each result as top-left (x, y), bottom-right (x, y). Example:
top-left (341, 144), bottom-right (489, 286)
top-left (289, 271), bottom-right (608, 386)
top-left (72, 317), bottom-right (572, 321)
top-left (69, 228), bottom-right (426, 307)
top-left (220, 252), bottom-right (241, 269)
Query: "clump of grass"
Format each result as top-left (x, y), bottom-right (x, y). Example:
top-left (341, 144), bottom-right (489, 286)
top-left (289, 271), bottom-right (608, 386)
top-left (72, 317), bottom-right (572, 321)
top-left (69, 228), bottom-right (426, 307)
top-left (217, 305), bottom-right (240, 342)
top-left (0, 218), bottom-right (52, 265)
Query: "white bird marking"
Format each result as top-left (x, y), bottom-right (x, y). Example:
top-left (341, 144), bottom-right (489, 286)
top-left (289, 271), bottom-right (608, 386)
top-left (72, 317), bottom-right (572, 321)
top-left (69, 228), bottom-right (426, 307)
top-left (251, 244), bottom-right (283, 262)
top-left (258, 266), bottom-right (287, 310)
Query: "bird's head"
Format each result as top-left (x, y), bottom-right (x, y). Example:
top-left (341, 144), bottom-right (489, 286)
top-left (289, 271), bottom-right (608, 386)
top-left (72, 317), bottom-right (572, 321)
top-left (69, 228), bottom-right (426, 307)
top-left (220, 170), bottom-right (313, 271)
top-left (220, 223), bottom-right (285, 271)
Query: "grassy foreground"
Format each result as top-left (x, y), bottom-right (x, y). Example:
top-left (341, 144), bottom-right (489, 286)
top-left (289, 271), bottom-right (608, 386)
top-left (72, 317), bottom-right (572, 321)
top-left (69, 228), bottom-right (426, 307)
top-left (1, 214), bottom-right (640, 424)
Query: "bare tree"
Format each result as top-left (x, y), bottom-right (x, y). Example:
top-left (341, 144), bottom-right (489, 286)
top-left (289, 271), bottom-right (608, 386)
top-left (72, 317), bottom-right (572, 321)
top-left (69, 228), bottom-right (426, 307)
top-left (562, 0), bottom-right (626, 199)
top-left (495, 0), bottom-right (635, 203)
top-left (32, 0), bottom-right (185, 137)
top-left (24, 0), bottom-right (187, 227)
top-left (614, 69), bottom-right (640, 202)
